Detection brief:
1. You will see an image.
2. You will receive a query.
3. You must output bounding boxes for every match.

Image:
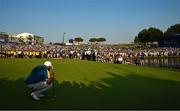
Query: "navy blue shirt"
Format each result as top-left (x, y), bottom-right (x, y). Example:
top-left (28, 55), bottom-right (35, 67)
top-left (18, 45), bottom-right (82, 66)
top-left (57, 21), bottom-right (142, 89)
top-left (25, 65), bottom-right (48, 85)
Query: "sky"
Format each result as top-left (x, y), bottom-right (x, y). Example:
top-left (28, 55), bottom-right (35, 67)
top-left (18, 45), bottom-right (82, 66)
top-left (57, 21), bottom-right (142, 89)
top-left (0, 0), bottom-right (180, 44)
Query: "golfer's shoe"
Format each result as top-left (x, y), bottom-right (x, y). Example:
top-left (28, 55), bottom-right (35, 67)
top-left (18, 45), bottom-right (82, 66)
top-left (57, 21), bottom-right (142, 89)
top-left (37, 94), bottom-right (45, 98)
top-left (30, 92), bottom-right (40, 101)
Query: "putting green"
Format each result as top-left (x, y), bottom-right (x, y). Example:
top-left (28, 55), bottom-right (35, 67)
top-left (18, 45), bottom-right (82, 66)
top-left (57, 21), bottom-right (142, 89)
top-left (0, 58), bottom-right (180, 109)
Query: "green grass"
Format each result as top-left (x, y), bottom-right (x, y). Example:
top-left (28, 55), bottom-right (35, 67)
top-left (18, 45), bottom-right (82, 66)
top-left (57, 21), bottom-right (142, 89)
top-left (0, 58), bottom-right (180, 109)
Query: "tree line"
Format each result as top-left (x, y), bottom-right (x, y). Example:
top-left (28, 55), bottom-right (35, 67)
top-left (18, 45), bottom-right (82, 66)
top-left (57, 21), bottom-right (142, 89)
top-left (69, 37), bottom-right (106, 44)
top-left (70, 23), bottom-right (179, 45)
top-left (134, 24), bottom-right (180, 44)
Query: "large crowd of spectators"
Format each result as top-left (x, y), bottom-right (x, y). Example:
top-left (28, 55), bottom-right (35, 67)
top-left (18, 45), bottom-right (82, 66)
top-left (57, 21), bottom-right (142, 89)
top-left (0, 44), bottom-right (180, 65)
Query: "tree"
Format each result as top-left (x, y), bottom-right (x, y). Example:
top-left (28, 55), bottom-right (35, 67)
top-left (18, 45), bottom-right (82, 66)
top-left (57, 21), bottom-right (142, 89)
top-left (89, 38), bottom-right (97, 43)
top-left (137, 29), bottom-right (148, 44)
top-left (74, 37), bottom-right (83, 43)
top-left (136, 27), bottom-right (163, 44)
top-left (148, 27), bottom-right (163, 42)
top-left (49, 42), bottom-right (53, 45)
top-left (164, 24), bottom-right (180, 36)
top-left (134, 36), bottom-right (139, 43)
top-left (97, 37), bottom-right (106, 43)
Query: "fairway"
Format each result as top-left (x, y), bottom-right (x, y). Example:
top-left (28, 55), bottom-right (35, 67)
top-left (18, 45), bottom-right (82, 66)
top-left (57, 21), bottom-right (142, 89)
top-left (0, 58), bottom-right (180, 109)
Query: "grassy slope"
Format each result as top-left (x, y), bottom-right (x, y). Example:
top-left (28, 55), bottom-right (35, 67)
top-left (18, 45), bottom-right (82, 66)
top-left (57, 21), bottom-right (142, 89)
top-left (0, 58), bottom-right (180, 109)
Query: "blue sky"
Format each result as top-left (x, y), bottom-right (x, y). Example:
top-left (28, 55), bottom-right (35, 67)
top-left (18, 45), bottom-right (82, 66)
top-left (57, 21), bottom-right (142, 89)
top-left (0, 0), bottom-right (180, 44)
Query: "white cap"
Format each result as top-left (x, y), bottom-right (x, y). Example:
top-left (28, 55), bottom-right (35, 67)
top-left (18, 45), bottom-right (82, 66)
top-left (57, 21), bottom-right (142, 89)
top-left (44, 61), bottom-right (52, 67)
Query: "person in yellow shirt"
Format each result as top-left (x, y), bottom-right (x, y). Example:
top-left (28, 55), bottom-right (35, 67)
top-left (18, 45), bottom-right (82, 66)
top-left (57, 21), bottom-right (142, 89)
top-left (32, 51), bottom-right (36, 58)
top-left (13, 51), bottom-right (17, 57)
top-left (36, 51), bottom-right (40, 58)
top-left (29, 51), bottom-right (33, 58)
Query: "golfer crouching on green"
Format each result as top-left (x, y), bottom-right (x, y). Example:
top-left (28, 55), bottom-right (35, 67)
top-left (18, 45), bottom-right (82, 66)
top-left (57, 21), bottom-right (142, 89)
top-left (25, 61), bottom-right (54, 100)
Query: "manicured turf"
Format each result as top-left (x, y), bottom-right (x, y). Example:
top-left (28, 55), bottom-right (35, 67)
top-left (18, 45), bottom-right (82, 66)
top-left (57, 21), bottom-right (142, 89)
top-left (0, 58), bottom-right (180, 109)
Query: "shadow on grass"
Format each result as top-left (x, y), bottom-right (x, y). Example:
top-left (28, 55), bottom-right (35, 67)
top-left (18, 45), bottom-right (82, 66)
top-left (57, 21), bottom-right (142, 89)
top-left (1, 72), bottom-right (180, 110)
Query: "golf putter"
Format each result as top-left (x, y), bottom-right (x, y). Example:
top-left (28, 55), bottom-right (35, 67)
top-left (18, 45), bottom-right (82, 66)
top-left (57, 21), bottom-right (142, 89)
top-left (52, 70), bottom-right (56, 98)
